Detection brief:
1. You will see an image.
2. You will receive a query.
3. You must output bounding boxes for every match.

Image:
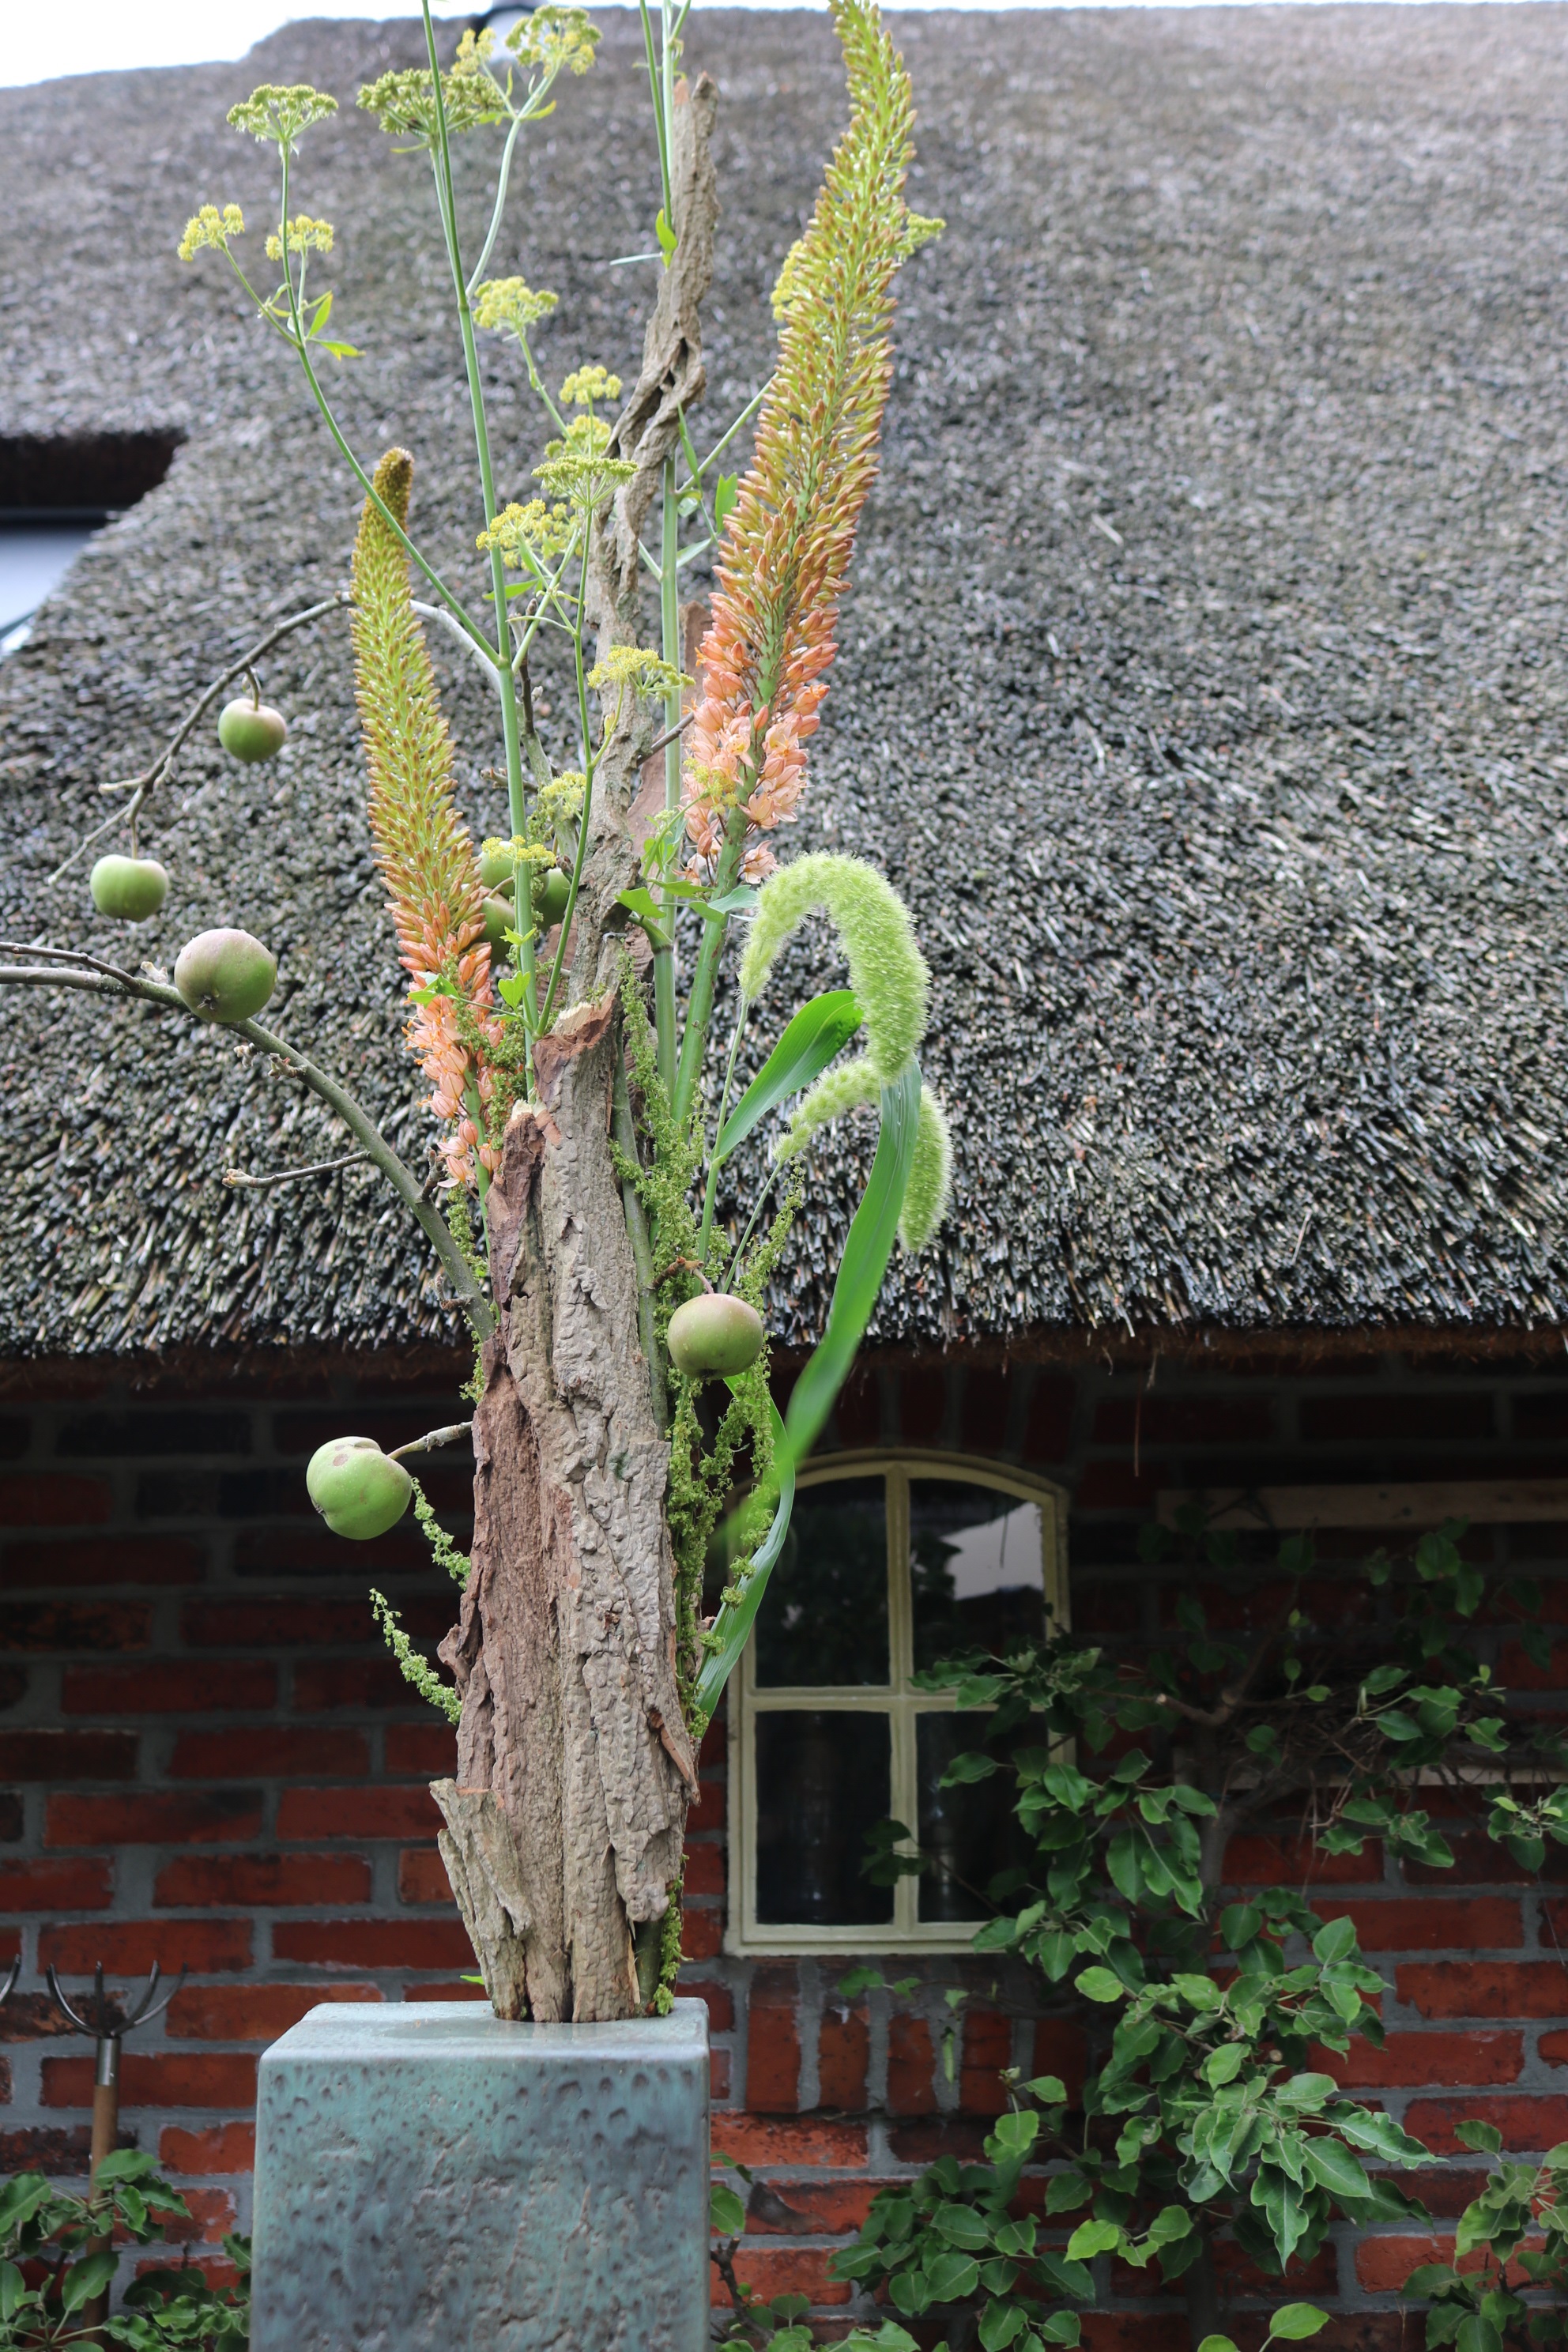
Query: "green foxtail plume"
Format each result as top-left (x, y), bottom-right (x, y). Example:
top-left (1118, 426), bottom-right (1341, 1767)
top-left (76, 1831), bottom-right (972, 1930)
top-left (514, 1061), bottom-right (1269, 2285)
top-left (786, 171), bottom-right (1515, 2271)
top-left (899, 1084), bottom-right (952, 1250)
top-left (738, 852), bottom-right (929, 1080)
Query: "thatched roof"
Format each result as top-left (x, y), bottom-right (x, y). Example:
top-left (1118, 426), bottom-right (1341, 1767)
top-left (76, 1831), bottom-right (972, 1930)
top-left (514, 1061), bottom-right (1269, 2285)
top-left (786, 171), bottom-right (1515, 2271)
top-left (2, 5), bottom-right (1567, 1356)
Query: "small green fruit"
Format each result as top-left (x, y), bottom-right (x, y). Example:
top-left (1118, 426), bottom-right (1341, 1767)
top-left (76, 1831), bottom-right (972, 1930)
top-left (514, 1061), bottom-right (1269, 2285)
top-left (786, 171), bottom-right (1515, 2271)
top-left (478, 844), bottom-right (516, 890)
top-left (306, 1436), bottom-right (413, 1540)
top-left (89, 854), bottom-right (168, 922)
top-left (174, 927), bottom-right (277, 1024)
top-left (667, 1293), bottom-right (765, 1378)
top-left (534, 867), bottom-right (571, 928)
top-left (482, 893), bottom-right (514, 951)
top-left (217, 698), bottom-right (288, 763)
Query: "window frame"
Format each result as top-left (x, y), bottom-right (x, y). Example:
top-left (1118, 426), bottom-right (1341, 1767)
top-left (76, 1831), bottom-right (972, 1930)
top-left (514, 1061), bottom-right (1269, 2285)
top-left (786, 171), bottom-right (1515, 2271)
top-left (725, 1449), bottom-right (1069, 1957)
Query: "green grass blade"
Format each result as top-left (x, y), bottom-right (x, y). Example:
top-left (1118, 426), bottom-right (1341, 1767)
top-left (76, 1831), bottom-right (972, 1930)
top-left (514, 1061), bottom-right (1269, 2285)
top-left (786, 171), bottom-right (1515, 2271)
top-left (715, 989), bottom-right (861, 1163)
top-left (694, 1398), bottom-right (796, 1723)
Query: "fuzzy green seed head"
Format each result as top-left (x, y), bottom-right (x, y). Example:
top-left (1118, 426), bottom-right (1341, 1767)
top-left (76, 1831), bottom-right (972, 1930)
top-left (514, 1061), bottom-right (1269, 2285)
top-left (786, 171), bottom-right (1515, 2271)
top-left (739, 853), bottom-right (929, 1081)
top-left (899, 1084), bottom-right (953, 1252)
top-left (775, 1055), bottom-right (879, 1164)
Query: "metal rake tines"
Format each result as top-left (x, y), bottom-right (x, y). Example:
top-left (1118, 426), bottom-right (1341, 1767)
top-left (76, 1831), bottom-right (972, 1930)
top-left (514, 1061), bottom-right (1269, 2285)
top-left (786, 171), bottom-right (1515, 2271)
top-left (0, 1957), bottom-right (18, 2006)
top-left (46, 1960), bottom-right (187, 2040)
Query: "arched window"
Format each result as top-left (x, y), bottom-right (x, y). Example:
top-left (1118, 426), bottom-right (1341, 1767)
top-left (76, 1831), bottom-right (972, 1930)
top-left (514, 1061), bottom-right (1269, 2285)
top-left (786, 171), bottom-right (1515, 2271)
top-left (726, 1453), bottom-right (1069, 1955)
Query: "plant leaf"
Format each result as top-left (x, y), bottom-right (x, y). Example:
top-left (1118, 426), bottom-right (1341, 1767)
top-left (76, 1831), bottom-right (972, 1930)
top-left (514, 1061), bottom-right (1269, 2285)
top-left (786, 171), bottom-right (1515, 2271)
top-left (716, 991), bottom-right (862, 1162)
top-left (1268, 2306), bottom-right (1331, 2342)
top-left (694, 1397), bottom-right (796, 1722)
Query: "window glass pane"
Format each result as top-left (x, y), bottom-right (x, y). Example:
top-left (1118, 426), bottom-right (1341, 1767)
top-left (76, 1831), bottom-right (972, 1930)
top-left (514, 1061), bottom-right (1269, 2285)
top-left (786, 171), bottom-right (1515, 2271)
top-left (753, 1476), bottom-right (889, 1687)
top-left (910, 1480), bottom-right (1045, 1673)
top-left (755, 1711), bottom-right (895, 1926)
top-left (915, 1712), bottom-right (1027, 1923)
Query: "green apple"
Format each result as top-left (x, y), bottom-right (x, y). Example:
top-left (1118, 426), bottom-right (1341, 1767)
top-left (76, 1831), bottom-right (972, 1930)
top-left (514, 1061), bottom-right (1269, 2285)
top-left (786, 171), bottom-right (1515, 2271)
top-left (482, 893), bottom-right (514, 950)
top-left (217, 698), bottom-right (288, 763)
top-left (174, 927), bottom-right (277, 1023)
top-left (534, 867), bottom-right (571, 927)
top-left (479, 843), bottom-right (517, 890)
top-left (666, 1294), bottom-right (765, 1378)
top-left (89, 855), bottom-right (168, 922)
top-left (306, 1436), bottom-right (413, 1540)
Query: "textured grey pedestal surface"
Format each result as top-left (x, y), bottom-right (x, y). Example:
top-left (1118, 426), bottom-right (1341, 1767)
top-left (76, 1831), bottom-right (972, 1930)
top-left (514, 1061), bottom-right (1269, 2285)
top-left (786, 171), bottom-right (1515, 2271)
top-left (250, 1999), bottom-right (710, 2352)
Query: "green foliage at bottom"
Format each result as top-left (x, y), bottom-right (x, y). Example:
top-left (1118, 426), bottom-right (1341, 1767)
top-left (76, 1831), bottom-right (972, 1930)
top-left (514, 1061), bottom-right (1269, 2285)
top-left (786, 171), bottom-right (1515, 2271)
top-left (0, 2152), bottom-right (250, 2350)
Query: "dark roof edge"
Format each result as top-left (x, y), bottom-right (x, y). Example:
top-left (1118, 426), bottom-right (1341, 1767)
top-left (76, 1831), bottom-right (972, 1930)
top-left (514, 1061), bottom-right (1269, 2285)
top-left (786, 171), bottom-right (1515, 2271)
top-left (6, 1321), bottom-right (1565, 1403)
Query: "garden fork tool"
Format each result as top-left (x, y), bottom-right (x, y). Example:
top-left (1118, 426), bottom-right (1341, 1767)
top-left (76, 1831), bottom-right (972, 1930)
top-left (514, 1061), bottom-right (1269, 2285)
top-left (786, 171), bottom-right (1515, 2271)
top-left (0, 1957), bottom-right (18, 2005)
top-left (47, 1962), bottom-right (186, 2328)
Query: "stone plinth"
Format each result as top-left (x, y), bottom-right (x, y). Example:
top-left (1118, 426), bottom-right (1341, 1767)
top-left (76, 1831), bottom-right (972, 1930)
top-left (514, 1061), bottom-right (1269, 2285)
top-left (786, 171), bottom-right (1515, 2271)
top-left (250, 1999), bottom-right (710, 2352)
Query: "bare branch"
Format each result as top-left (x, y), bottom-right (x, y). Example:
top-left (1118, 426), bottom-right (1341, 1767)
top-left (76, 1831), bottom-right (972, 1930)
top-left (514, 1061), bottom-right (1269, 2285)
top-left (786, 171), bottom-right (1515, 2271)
top-left (222, 1152), bottom-right (370, 1191)
top-left (0, 956), bottom-right (495, 1341)
top-left (47, 592), bottom-right (350, 882)
top-left (389, 1422), bottom-right (473, 1461)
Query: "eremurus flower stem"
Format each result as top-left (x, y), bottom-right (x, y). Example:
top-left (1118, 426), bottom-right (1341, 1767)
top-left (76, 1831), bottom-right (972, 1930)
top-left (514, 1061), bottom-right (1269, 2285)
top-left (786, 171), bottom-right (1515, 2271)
top-left (420, 0), bottom-right (535, 1065)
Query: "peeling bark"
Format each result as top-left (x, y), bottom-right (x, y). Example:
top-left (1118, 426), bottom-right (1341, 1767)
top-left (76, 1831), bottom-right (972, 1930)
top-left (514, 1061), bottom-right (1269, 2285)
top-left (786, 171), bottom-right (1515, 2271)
top-left (439, 996), bottom-right (695, 2019)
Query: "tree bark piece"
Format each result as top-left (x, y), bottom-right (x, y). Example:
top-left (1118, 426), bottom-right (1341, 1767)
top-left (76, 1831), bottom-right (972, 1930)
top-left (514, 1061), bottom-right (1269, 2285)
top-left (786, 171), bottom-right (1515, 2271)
top-left (439, 995), bottom-right (694, 2020)
top-left (431, 1781), bottom-right (531, 2021)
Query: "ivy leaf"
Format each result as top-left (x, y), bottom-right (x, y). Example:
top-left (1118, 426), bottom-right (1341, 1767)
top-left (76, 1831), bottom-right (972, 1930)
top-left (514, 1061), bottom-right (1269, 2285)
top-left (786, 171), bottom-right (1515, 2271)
top-left (1076, 1967), bottom-right (1127, 2004)
top-left (1454, 2120), bottom-right (1505, 2156)
top-left (1302, 2138), bottom-right (1370, 2200)
top-left (1268, 2305), bottom-right (1331, 2341)
top-left (710, 2182), bottom-right (746, 2235)
top-left (1066, 2219), bottom-right (1124, 2260)
top-left (980, 2303), bottom-right (1026, 2351)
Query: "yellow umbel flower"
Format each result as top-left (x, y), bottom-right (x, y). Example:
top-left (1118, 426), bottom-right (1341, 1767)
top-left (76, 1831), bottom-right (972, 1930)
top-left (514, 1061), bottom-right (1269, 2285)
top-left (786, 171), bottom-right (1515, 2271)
top-left (226, 84), bottom-right (337, 149)
top-left (266, 215), bottom-right (334, 262)
top-left (560, 365), bottom-right (621, 408)
top-left (586, 646), bottom-right (692, 700)
top-left (472, 278), bottom-right (559, 334)
top-left (177, 203), bottom-right (244, 261)
top-left (474, 499), bottom-right (572, 567)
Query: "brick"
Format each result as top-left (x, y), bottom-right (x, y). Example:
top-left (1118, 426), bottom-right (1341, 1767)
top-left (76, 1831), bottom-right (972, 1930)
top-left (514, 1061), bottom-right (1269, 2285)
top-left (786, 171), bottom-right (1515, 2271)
top-left (1032, 2019), bottom-right (1088, 2105)
top-left (0, 1475), bottom-right (111, 1526)
top-left (1355, 2237), bottom-right (1452, 2293)
top-left (747, 1966), bottom-right (801, 2113)
top-left (688, 1777), bottom-right (726, 1833)
top-left (718, 2248), bottom-right (850, 2307)
top-left (1298, 1394), bottom-right (1494, 1442)
top-left (0, 1673), bottom-right (24, 1717)
top-left (160, 2122), bottom-right (256, 2176)
top-left (711, 2114), bottom-right (867, 2168)
top-left (887, 2014), bottom-right (934, 2115)
top-left (960, 1370), bottom-right (1012, 1457)
top-left (888, 2117), bottom-right (989, 2163)
top-left (1, 1601), bottom-right (150, 1653)
top-left (698, 1713), bottom-right (726, 1770)
top-left (170, 1728), bottom-right (369, 1780)
top-left (817, 2002), bottom-right (869, 2112)
top-left (62, 1660), bottom-right (277, 1714)
top-left (1093, 1396), bottom-right (1275, 1445)
top-left (1315, 1897), bottom-right (1521, 1951)
top-left (0, 1729), bottom-right (138, 1781)
top-left (275, 1785), bottom-right (441, 1839)
top-left (683, 1841), bottom-right (725, 1898)
top-left (1317, 2031), bottom-right (1522, 2088)
top-left (1074, 1463), bottom-right (1159, 1511)
top-left (1080, 2320), bottom-right (1189, 2352)
top-left (1021, 1378), bottom-right (1076, 1464)
top-left (397, 1849), bottom-right (451, 1904)
top-left (159, 2187), bottom-right (239, 2245)
top-left (272, 1919), bottom-right (474, 1969)
top-left (401, 1984), bottom-right (488, 2003)
top-left (710, 2049), bottom-right (731, 2100)
top-left (291, 1658), bottom-right (415, 1711)
top-left (43, 2053), bottom-right (258, 2110)
top-left (168, 1983), bottom-right (383, 2041)
top-left (1397, 1962), bottom-right (1568, 2018)
top-left (1404, 1834), bottom-right (1532, 1886)
top-left (235, 1525), bottom-right (432, 1578)
top-left (183, 1597), bottom-right (399, 1648)
top-left (682, 1907), bottom-right (722, 1961)
top-left (1404, 2097), bottom-right (1568, 2154)
top-left (155, 1853), bottom-right (372, 1908)
top-left (57, 1412), bottom-right (251, 1459)
top-left (0, 2128), bottom-right (94, 2172)
top-left (741, 2179), bottom-right (882, 2236)
top-left (40, 1920), bottom-right (252, 1974)
top-left (46, 1791), bottom-right (262, 1848)
top-left (1224, 1832), bottom-right (1383, 1886)
top-left (0, 1537), bottom-right (203, 1591)
top-left (384, 1724), bottom-right (455, 1776)
top-left (960, 2009), bottom-right (1012, 2116)
top-left (898, 1370), bottom-right (947, 1447)
top-left (0, 1993), bottom-right (94, 2044)
top-left (0, 1859), bottom-right (113, 1911)
top-left (680, 1980), bottom-right (734, 2034)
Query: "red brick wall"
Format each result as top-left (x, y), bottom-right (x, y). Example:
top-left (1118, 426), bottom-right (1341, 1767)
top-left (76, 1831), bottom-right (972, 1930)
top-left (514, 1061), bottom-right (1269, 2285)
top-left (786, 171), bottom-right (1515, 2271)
top-left (2, 1339), bottom-right (1566, 2339)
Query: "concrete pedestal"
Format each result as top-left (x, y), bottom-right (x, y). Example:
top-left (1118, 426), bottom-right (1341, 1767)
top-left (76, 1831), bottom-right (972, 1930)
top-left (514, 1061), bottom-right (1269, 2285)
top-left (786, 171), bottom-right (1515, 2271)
top-left (250, 1999), bottom-right (710, 2352)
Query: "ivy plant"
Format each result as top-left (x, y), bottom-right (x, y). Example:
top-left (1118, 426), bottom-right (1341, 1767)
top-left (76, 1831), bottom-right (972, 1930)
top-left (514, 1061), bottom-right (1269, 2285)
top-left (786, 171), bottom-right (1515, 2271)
top-left (0, 2151), bottom-right (249, 2350)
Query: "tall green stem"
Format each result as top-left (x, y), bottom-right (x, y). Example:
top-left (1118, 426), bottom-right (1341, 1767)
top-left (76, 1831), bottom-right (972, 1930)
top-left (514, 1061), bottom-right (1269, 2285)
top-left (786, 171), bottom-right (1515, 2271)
top-left (420, 2), bottom-right (537, 1040)
top-left (613, 1039), bottom-right (668, 1433)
